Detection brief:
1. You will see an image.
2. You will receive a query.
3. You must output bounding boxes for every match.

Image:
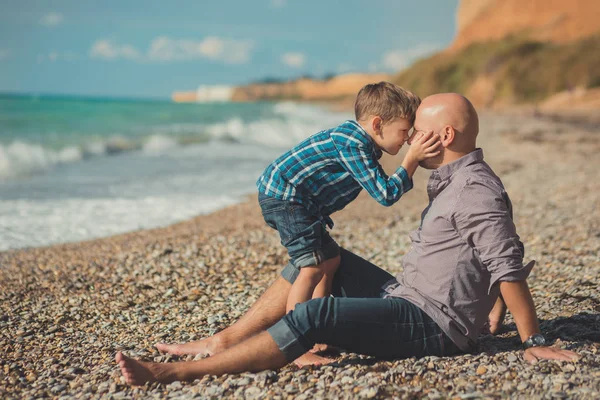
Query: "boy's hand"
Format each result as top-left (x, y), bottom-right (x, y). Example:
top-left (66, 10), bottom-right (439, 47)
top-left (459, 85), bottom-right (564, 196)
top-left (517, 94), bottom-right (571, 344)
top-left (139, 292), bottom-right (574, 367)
top-left (400, 130), bottom-right (440, 178)
top-left (405, 130), bottom-right (441, 162)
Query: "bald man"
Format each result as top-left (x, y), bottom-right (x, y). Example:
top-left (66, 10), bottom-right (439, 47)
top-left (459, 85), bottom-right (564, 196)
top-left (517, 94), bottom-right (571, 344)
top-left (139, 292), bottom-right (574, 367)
top-left (117, 94), bottom-right (579, 385)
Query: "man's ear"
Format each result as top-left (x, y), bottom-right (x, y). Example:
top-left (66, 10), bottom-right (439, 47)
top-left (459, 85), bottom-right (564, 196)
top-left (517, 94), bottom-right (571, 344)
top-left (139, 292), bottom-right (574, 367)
top-left (440, 125), bottom-right (455, 147)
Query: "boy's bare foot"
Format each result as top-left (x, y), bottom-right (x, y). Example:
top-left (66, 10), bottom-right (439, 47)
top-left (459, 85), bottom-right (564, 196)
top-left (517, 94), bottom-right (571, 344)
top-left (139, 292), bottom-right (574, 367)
top-left (309, 343), bottom-right (342, 355)
top-left (116, 352), bottom-right (176, 385)
top-left (309, 343), bottom-right (330, 354)
top-left (293, 352), bottom-right (334, 368)
top-left (487, 296), bottom-right (507, 335)
top-left (155, 335), bottom-right (225, 357)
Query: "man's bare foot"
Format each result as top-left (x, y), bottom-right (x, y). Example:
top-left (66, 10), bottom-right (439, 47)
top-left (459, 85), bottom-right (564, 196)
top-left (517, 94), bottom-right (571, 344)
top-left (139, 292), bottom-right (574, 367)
top-left (294, 352), bottom-right (334, 368)
top-left (155, 335), bottom-right (225, 357)
top-left (116, 352), bottom-right (177, 385)
top-left (487, 296), bottom-right (507, 335)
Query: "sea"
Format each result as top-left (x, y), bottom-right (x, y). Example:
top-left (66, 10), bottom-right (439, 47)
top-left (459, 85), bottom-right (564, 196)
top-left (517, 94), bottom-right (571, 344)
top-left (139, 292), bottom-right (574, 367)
top-left (0, 94), bottom-right (352, 251)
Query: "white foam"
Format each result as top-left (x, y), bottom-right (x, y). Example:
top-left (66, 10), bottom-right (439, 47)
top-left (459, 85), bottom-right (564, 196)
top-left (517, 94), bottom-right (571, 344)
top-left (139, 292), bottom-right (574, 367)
top-left (204, 102), bottom-right (352, 148)
top-left (0, 141), bottom-right (68, 180)
top-left (0, 194), bottom-right (240, 251)
top-left (58, 146), bottom-right (83, 163)
top-left (142, 134), bottom-right (179, 154)
top-left (85, 141), bottom-right (108, 156)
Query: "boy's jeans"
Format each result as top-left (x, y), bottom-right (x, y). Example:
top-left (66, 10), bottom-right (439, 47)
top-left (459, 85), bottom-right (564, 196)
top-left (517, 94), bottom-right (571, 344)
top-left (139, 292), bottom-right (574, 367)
top-left (267, 248), bottom-right (463, 361)
top-left (258, 192), bottom-right (339, 269)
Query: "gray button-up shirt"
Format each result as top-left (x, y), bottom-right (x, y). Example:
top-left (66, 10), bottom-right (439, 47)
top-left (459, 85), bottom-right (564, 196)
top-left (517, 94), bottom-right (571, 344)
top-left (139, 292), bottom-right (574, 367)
top-left (384, 149), bottom-right (535, 352)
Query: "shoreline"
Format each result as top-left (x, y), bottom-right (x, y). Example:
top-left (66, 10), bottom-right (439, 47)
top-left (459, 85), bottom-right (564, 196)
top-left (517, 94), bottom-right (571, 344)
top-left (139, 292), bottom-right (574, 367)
top-left (1, 111), bottom-right (599, 398)
top-left (2, 105), bottom-right (597, 257)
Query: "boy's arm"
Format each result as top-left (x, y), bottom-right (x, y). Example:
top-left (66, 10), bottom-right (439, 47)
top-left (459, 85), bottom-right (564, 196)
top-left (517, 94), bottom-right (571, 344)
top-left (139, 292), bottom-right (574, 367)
top-left (333, 135), bottom-right (411, 207)
top-left (499, 280), bottom-right (580, 363)
top-left (400, 152), bottom-right (419, 178)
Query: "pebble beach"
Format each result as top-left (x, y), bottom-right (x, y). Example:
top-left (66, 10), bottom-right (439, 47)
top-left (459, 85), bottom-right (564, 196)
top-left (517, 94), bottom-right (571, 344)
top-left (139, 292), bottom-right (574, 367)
top-left (1, 111), bottom-right (599, 399)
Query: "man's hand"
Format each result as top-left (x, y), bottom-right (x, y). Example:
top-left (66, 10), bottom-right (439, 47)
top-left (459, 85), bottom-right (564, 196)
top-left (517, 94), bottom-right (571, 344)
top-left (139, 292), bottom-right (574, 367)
top-left (523, 346), bottom-right (581, 364)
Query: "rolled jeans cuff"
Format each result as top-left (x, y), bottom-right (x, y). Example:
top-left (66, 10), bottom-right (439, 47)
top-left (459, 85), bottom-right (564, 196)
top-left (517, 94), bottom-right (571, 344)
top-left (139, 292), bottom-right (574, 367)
top-left (266, 318), bottom-right (308, 362)
top-left (285, 240), bottom-right (340, 274)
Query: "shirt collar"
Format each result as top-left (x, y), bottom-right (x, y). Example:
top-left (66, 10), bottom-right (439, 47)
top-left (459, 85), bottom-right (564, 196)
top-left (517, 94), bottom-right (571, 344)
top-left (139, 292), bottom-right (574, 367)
top-left (427, 148), bottom-right (484, 199)
top-left (346, 120), bottom-right (383, 159)
top-left (435, 148), bottom-right (484, 181)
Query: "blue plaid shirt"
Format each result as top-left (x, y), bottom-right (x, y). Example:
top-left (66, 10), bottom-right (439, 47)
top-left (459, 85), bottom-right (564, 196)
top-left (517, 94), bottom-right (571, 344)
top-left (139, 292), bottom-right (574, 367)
top-left (256, 120), bottom-right (413, 227)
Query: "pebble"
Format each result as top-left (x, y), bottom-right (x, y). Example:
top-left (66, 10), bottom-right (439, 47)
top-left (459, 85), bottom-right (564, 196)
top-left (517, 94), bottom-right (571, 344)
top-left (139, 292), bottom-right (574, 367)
top-left (0, 112), bottom-right (598, 399)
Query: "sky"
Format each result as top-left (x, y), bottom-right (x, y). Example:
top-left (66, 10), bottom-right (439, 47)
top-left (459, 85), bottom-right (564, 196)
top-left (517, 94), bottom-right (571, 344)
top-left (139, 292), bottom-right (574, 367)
top-left (0, 0), bottom-right (459, 99)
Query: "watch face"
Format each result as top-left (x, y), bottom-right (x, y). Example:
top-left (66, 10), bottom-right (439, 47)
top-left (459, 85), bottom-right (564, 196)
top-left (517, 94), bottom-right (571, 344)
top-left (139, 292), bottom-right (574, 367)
top-left (532, 334), bottom-right (546, 346)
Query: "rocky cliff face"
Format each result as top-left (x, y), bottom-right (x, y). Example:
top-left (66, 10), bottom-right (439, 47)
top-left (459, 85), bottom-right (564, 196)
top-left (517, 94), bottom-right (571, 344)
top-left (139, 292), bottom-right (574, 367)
top-left (451, 0), bottom-right (600, 50)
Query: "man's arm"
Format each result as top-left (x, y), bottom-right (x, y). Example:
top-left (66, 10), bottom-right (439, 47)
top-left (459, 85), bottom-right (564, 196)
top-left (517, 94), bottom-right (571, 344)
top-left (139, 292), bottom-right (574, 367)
top-left (500, 280), bottom-right (580, 363)
top-left (452, 181), bottom-right (580, 362)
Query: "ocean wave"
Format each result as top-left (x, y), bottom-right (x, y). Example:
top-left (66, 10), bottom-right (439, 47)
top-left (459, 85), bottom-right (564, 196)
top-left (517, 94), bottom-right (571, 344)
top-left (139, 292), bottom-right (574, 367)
top-left (142, 134), bottom-right (179, 154)
top-left (0, 102), bottom-right (352, 180)
top-left (0, 141), bottom-right (83, 180)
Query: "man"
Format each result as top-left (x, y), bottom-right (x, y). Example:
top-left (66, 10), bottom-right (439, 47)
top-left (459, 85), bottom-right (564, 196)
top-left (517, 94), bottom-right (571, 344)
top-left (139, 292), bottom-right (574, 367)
top-left (117, 93), bottom-right (579, 385)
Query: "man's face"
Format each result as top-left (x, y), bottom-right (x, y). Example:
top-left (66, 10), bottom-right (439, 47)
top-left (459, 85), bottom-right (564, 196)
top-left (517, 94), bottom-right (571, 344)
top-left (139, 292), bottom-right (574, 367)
top-left (410, 111), bottom-right (444, 169)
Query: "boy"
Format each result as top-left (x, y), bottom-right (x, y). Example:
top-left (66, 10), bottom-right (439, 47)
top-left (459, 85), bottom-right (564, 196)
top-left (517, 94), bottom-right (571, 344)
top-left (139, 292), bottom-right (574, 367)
top-left (256, 82), bottom-right (440, 365)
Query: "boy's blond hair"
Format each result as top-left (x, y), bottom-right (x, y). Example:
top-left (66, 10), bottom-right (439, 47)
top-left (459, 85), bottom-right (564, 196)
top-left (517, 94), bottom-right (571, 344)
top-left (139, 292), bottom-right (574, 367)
top-left (354, 82), bottom-right (421, 125)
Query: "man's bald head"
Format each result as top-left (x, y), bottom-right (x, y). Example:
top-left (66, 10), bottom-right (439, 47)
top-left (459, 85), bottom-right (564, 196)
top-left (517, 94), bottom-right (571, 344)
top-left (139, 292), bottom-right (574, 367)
top-left (413, 93), bottom-right (479, 169)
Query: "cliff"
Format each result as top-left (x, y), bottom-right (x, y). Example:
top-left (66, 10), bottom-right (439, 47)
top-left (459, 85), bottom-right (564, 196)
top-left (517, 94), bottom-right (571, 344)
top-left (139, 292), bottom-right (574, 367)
top-left (391, 0), bottom-right (600, 107)
top-left (173, 0), bottom-right (600, 107)
top-left (452, 0), bottom-right (600, 50)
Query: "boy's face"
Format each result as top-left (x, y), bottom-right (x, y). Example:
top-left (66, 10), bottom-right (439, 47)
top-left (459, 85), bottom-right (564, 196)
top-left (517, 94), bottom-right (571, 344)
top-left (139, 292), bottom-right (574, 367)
top-left (375, 117), bottom-right (413, 155)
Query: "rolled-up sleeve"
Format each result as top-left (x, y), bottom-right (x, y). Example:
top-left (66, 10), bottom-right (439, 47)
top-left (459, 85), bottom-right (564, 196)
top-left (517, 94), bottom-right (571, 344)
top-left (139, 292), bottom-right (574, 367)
top-left (332, 133), bottom-right (413, 206)
top-left (451, 179), bottom-right (535, 294)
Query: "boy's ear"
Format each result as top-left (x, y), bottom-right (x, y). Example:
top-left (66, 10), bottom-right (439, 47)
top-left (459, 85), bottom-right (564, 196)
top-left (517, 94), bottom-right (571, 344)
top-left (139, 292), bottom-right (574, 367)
top-left (372, 116), bottom-right (383, 135)
top-left (440, 125), bottom-right (455, 147)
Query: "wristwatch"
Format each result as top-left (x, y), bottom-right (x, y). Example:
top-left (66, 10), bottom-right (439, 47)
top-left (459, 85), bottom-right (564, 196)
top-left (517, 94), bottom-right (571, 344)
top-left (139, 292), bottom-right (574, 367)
top-left (522, 333), bottom-right (547, 350)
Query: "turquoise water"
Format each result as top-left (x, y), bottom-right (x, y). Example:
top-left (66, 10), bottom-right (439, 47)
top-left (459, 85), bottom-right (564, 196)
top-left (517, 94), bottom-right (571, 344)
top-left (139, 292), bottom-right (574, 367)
top-left (0, 94), bottom-right (352, 250)
top-left (0, 94), bottom-right (300, 168)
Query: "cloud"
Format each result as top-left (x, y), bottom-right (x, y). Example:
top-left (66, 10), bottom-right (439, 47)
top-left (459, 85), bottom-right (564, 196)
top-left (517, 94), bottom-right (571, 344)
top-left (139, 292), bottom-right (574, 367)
top-left (381, 44), bottom-right (440, 71)
top-left (40, 12), bottom-right (64, 27)
top-left (37, 51), bottom-right (80, 63)
top-left (271, 0), bottom-right (287, 8)
top-left (0, 49), bottom-right (11, 60)
top-left (148, 36), bottom-right (253, 64)
top-left (89, 40), bottom-right (142, 61)
top-left (89, 37), bottom-right (253, 64)
top-left (281, 52), bottom-right (306, 68)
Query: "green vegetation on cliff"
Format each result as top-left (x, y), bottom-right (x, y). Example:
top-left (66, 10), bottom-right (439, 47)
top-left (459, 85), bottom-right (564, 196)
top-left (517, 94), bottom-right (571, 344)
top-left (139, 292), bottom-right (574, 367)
top-left (393, 34), bottom-right (600, 104)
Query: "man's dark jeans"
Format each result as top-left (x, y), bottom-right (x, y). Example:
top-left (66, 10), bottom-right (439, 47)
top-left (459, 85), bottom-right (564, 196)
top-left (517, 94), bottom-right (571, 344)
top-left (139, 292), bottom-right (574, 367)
top-left (267, 248), bottom-right (463, 361)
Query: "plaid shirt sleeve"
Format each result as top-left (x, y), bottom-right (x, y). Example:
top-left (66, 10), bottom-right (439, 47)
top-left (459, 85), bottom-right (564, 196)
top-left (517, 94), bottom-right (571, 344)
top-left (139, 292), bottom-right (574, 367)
top-left (333, 132), bottom-right (413, 206)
